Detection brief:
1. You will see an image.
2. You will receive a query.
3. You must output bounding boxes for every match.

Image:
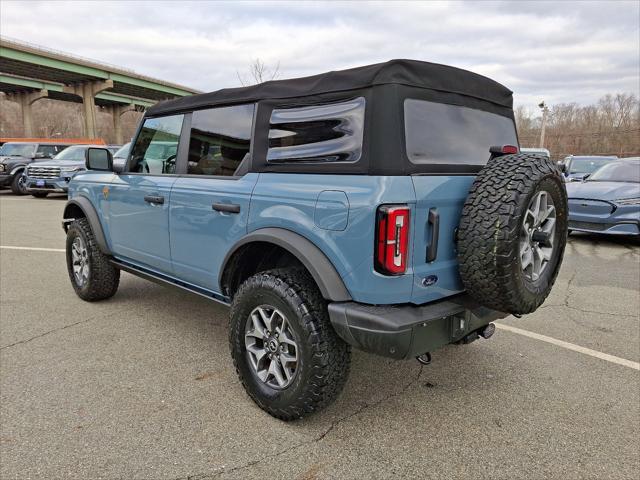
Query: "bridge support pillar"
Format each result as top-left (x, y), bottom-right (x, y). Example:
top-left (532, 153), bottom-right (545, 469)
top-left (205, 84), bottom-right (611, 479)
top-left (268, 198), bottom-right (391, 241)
top-left (64, 79), bottom-right (114, 138)
top-left (106, 104), bottom-right (137, 144)
top-left (5, 89), bottom-right (49, 137)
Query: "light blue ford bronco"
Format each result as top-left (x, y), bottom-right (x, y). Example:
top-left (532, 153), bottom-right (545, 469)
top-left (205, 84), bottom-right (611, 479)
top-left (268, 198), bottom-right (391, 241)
top-left (63, 60), bottom-right (568, 420)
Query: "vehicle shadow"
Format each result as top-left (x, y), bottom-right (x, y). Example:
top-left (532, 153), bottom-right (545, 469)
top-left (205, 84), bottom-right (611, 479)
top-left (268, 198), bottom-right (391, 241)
top-left (108, 274), bottom-right (500, 431)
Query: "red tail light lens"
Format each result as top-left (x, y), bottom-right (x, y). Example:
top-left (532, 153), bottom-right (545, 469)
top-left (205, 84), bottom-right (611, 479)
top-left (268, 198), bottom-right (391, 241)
top-left (375, 205), bottom-right (410, 275)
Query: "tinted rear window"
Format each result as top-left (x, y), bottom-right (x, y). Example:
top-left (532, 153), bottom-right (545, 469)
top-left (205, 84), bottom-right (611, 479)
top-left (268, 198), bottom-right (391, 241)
top-left (267, 97), bottom-right (365, 164)
top-left (404, 99), bottom-right (517, 166)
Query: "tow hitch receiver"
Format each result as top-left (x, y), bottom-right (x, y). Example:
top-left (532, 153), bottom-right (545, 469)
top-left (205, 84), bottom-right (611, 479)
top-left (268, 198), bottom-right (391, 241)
top-left (458, 322), bottom-right (497, 345)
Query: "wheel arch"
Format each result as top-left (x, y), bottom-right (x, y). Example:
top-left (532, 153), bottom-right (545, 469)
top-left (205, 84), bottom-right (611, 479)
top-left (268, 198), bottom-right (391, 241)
top-left (9, 164), bottom-right (27, 176)
top-left (221, 228), bottom-right (352, 302)
top-left (62, 197), bottom-right (111, 255)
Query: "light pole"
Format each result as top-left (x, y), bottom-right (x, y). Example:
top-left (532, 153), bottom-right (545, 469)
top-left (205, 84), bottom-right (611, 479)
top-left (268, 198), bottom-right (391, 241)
top-left (538, 101), bottom-right (549, 148)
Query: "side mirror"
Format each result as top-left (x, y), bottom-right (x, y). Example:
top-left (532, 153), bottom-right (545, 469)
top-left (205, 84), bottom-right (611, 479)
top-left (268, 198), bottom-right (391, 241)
top-left (35, 152), bottom-right (46, 159)
top-left (85, 148), bottom-right (113, 171)
top-left (557, 162), bottom-right (567, 173)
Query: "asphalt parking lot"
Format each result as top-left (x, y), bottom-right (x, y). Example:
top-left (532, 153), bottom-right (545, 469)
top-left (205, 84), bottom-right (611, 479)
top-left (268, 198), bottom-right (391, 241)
top-left (1, 190), bottom-right (638, 480)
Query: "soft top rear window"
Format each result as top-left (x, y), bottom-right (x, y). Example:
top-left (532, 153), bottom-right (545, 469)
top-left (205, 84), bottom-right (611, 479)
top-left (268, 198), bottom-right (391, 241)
top-left (404, 99), bottom-right (517, 166)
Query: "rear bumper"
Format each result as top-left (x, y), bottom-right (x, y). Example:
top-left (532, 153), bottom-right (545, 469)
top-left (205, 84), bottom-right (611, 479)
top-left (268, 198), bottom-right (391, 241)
top-left (328, 294), bottom-right (506, 359)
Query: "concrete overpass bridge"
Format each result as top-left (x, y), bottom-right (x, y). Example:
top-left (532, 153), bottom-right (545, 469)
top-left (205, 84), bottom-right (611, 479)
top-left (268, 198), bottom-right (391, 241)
top-left (0, 37), bottom-right (199, 143)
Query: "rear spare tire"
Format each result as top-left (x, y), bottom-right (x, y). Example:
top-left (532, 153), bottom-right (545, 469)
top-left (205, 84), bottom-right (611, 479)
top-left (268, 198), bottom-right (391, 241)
top-left (457, 153), bottom-right (568, 314)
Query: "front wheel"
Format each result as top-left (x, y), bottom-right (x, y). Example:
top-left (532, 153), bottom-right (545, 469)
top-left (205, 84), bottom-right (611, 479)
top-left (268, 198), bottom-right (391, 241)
top-left (66, 218), bottom-right (120, 301)
top-left (10, 171), bottom-right (27, 195)
top-left (229, 268), bottom-right (351, 420)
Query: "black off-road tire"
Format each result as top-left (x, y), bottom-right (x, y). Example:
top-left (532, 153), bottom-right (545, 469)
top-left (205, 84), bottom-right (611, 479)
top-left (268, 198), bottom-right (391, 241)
top-left (10, 171), bottom-right (27, 195)
top-left (229, 268), bottom-right (351, 420)
top-left (65, 218), bottom-right (120, 301)
top-left (457, 153), bottom-right (568, 314)
top-left (31, 192), bottom-right (49, 198)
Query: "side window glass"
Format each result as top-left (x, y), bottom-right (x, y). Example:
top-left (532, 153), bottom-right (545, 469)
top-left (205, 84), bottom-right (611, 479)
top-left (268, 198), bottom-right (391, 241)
top-left (187, 104), bottom-right (254, 176)
top-left (37, 145), bottom-right (57, 158)
top-left (267, 97), bottom-right (365, 163)
top-left (129, 114), bottom-right (184, 174)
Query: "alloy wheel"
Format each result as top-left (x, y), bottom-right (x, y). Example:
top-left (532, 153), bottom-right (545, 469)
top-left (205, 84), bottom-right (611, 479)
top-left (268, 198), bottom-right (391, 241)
top-left (519, 190), bottom-right (556, 281)
top-left (71, 236), bottom-right (90, 287)
top-left (244, 305), bottom-right (299, 389)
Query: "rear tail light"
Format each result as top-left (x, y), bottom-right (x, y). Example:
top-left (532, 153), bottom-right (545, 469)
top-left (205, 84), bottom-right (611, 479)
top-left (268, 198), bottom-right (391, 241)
top-left (375, 205), bottom-right (410, 275)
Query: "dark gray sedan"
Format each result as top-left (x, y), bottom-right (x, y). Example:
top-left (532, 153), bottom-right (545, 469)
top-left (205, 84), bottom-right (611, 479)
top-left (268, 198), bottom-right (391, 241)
top-left (566, 158), bottom-right (640, 235)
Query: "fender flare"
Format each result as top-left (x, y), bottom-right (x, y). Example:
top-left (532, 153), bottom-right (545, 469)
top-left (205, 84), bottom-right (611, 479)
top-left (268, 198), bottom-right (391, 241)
top-left (9, 164), bottom-right (27, 176)
top-left (221, 228), bottom-right (352, 302)
top-left (62, 197), bottom-right (111, 255)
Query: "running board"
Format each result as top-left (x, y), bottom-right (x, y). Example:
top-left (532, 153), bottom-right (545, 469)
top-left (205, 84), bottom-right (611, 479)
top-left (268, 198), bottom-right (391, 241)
top-left (110, 259), bottom-right (230, 306)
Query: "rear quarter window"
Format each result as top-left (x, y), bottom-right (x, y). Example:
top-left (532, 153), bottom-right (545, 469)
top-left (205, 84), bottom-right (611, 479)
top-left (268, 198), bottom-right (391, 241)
top-left (404, 99), bottom-right (517, 166)
top-left (267, 97), bottom-right (365, 164)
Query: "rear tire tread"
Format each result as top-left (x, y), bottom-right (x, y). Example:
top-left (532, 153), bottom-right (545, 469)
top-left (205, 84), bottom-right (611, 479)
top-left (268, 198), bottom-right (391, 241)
top-left (229, 268), bottom-right (350, 420)
top-left (457, 153), bottom-right (568, 314)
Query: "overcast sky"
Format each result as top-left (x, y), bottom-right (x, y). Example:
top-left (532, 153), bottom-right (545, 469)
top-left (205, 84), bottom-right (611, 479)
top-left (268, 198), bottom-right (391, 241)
top-left (1, 1), bottom-right (638, 111)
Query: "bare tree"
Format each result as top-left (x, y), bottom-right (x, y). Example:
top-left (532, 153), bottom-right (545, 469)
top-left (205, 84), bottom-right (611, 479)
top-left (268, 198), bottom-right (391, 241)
top-left (237, 58), bottom-right (280, 86)
top-left (515, 92), bottom-right (640, 159)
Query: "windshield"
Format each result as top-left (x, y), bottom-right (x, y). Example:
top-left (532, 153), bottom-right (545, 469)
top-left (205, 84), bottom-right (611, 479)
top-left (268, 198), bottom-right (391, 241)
top-left (588, 162), bottom-right (640, 183)
top-left (0, 143), bottom-right (36, 157)
top-left (113, 142), bottom-right (131, 158)
top-left (53, 145), bottom-right (87, 161)
top-left (569, 157), bottom-right (615, 174)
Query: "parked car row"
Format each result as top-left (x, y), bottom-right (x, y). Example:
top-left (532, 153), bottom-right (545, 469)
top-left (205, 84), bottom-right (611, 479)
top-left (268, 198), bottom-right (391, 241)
top-left (0, 140), bottom-right (128, 197)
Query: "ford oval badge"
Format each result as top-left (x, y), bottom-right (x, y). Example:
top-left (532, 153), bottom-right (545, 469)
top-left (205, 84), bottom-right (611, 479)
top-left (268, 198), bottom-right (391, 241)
top-left (422, 275), bottom-right (438, 287)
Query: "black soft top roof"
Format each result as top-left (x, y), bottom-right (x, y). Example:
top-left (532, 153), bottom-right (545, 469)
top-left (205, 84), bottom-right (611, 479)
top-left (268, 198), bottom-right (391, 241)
top-left (147, 59), bottom-right (513, 116)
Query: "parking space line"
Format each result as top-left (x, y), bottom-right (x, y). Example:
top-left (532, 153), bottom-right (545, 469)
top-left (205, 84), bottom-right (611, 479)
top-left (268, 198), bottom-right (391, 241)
top-left (496, 323), bottom-right (640, 370)
top-left (1, 245), bottom-right (65, 253)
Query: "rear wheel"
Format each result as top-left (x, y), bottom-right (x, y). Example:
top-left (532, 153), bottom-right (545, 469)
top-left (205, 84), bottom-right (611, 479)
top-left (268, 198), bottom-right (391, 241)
top-left (65, 218), bottom-right (120, 301)
top-left (229, 268), bottom-right (350, 420)
top-left (10, 171), bottom-right (27, 195)
top-left (457, 153), bottom-right (568, 314)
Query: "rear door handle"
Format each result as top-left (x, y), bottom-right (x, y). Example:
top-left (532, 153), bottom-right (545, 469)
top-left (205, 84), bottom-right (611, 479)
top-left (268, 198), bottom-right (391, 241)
top-left (212, 202), bottom-right (240, 214)
top-left (144, 195), bottom-right (164, 205)
top-left (426, 208), bottom-right (439, 262)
